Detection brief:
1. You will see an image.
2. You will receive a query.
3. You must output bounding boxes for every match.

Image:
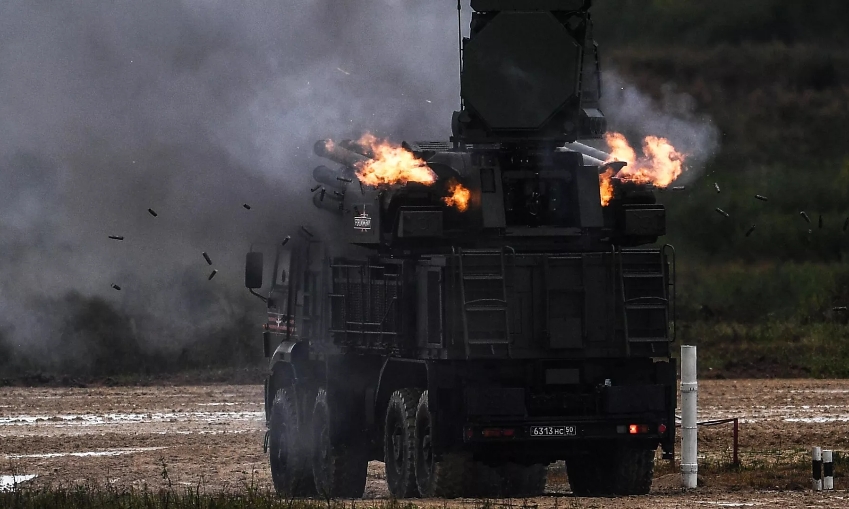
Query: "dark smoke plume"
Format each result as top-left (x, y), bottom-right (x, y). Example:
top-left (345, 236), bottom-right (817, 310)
top-left (0, 1), bottom-right (467, 372)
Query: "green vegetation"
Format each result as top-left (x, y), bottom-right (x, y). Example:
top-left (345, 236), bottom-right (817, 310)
top-left (588, 2), bottom-right (849, 377)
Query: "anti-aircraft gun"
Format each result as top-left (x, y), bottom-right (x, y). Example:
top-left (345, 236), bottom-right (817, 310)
top-left (246, 0), bottom-right (675, 499)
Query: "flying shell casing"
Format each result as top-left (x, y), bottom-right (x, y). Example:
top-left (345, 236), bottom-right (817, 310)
top-left (800, 211), bottom-right (811, 223)
top-left (314, 139), bottom-right (370, 167)
top-left (148, 208), bottom-right (158, 217)
top-left (208, 269), bottom-right (218, 281)
top-left (745, 224), bottom-right (756, 237)
top-left (108, 235), bottom-right (124, 241)
top-left (202, 252), bottom-right (212, 265)
top-left (243, 203), bottom-right (251, 210)
top-left (714, 183), bottom-right (721, 193)
top-left (715, 207), bottom-right (729, 218)
top-left (755, 194), bottom-right (768, 201)
top-left (111, 284), bottom-right (121, 291)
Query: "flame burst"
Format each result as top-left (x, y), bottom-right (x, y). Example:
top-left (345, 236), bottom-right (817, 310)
top-left (599, 168), bottom-right (616, 207)
top-left (443, 178), bottom-right (471, 212)
top-left (599, 132), bottom-right (686, 206)
top-left (350, 133), bottom-right (468, 211)
top-left (354, 133), bottom-right (436, 187)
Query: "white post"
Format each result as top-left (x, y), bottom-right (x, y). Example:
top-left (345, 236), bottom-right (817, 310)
top-left (823, 449), bottom-right (833, 490)
top-left (812, 447), bottom-right (823, 491)
top-left (681, 345), bottom-right (698, 489)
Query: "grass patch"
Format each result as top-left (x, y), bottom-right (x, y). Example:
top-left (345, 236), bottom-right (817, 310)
top-left (683, 321), bottom-right (849, 378)
top-left (0, 484), bottom-right (423, 509)
top-left (672, 261), bottom-right (849, 377)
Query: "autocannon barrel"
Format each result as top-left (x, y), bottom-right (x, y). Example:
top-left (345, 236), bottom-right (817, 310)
top-left (555, 146), bottom-right (605, 167)
top-left (563, 141), bottom-right (611, 162)
top-left (314, 139), bottom-right (370, 167)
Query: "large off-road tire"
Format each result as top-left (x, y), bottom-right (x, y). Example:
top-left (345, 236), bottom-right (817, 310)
top-left (311, 388), bottom-right (368, 499)
top-left (566, 444), bottom-right (655, 496)
top-left (384, 388), bottom-right (423, 498)
top-left (473, 462), bottom-right (503, 497)
top-left (269, 387), bottom-right (315, 497)
top-left (497, 462), bottom-right (548, 497)
top-left (414, 390), bottom-right (472, 498)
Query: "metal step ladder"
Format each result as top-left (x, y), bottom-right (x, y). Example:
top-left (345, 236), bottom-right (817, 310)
top-left (618, 250), bottom-right (670, 350)
top-left (457, 247), bottom-right (512, 358)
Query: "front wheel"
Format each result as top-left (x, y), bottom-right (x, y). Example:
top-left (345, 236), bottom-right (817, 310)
top-left (384, 389), bottom-right (422, 498)
top-left (268, 387), bottom-right (315, 497)
top-left (311, 388), bottom-right (368, 498)
top-left (414, 390), bottom-right (471, 498)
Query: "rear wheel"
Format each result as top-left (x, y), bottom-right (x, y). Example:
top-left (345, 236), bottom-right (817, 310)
top-left (497, 462), bottom-right (548, 497)
top-left (384, 389), bottom-right (422, 498)
top-left (269, 387), bottom-right (315, 496)
top-left (311, 388), bottom-right (368, 498)
top-left (566, 444), bottom-right (655, 496)
top-left (414, 390), bottom-right (472, 498)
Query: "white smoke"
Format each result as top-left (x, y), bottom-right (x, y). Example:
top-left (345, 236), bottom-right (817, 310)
top-left (599, 70), bottom-right (721, 184)
top-left (0, 0), bottom-right (467, 370)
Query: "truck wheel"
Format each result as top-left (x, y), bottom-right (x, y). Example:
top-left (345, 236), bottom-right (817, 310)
top-left (269, 387), bottom-right (315, 497)
top-left (473, 462), bottom-right (503, 497)
top-left (566, 445), bottom-right (655, 496)
top-left (384, 389), bottom-right (422, 498)
top-left (565, 455), bottom-right (603, 496)
top-left (414, 390), bottom-right (471, 498)
top-left (611, 445), bottom-right (655, 495)
top-left (311, 388), bottom-right (368, 498)
top-left (498, 462), bottom-right (548, 497)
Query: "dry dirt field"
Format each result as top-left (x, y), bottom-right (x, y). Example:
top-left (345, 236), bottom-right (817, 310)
top-left (2, 379), bottom-right (848, 508)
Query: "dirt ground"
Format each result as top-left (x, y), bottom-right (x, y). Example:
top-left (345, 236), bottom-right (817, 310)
top-left (2, 379), bottom-right (848, 508)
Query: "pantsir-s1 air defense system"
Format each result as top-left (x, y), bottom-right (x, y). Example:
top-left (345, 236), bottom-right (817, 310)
top-left (246, 0), bottom-right (675, 498)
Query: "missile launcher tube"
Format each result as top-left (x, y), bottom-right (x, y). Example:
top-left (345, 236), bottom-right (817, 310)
top-left (314, 139), bottom-right (370, 167)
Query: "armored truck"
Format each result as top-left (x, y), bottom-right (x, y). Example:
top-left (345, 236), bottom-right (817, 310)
top-left (245, 0), bottom-right (676, 498)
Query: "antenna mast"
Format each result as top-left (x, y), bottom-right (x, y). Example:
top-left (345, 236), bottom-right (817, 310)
top-left (457, 0), bottom-right (463, 111)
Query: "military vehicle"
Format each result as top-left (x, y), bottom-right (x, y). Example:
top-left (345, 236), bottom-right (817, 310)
top-left (245, 0), bottom-right (676, 498)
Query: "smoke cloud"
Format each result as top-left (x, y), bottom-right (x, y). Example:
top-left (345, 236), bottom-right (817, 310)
top-left (599, 70), bottom-right (720, 183)
top-left (0, 1), bottom-right (467, 372)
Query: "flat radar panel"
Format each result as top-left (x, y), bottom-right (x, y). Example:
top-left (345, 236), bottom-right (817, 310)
top-left (462, 12), bottom-right (579, 131)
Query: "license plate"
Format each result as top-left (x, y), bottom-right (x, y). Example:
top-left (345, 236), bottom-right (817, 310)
top-left (530, 425), bottom-right (576, 437)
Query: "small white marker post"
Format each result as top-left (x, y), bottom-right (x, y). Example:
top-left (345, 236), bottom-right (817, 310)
top-left (681, 345), bottom-right (698, 488)
top-left (812, 446), bottom-right (823, 491)
top-left (823, 449), bottom-right (834, 490)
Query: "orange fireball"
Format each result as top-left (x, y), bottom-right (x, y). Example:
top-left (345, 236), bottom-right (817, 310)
top-left (443, 178), bottom-right (470, 212)
top-left (599, 168), bottom-right (616, 207)
top-left (354, 134), bottom-right (436, 187)
top-left (598, 132), bottom-right (686, 206)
